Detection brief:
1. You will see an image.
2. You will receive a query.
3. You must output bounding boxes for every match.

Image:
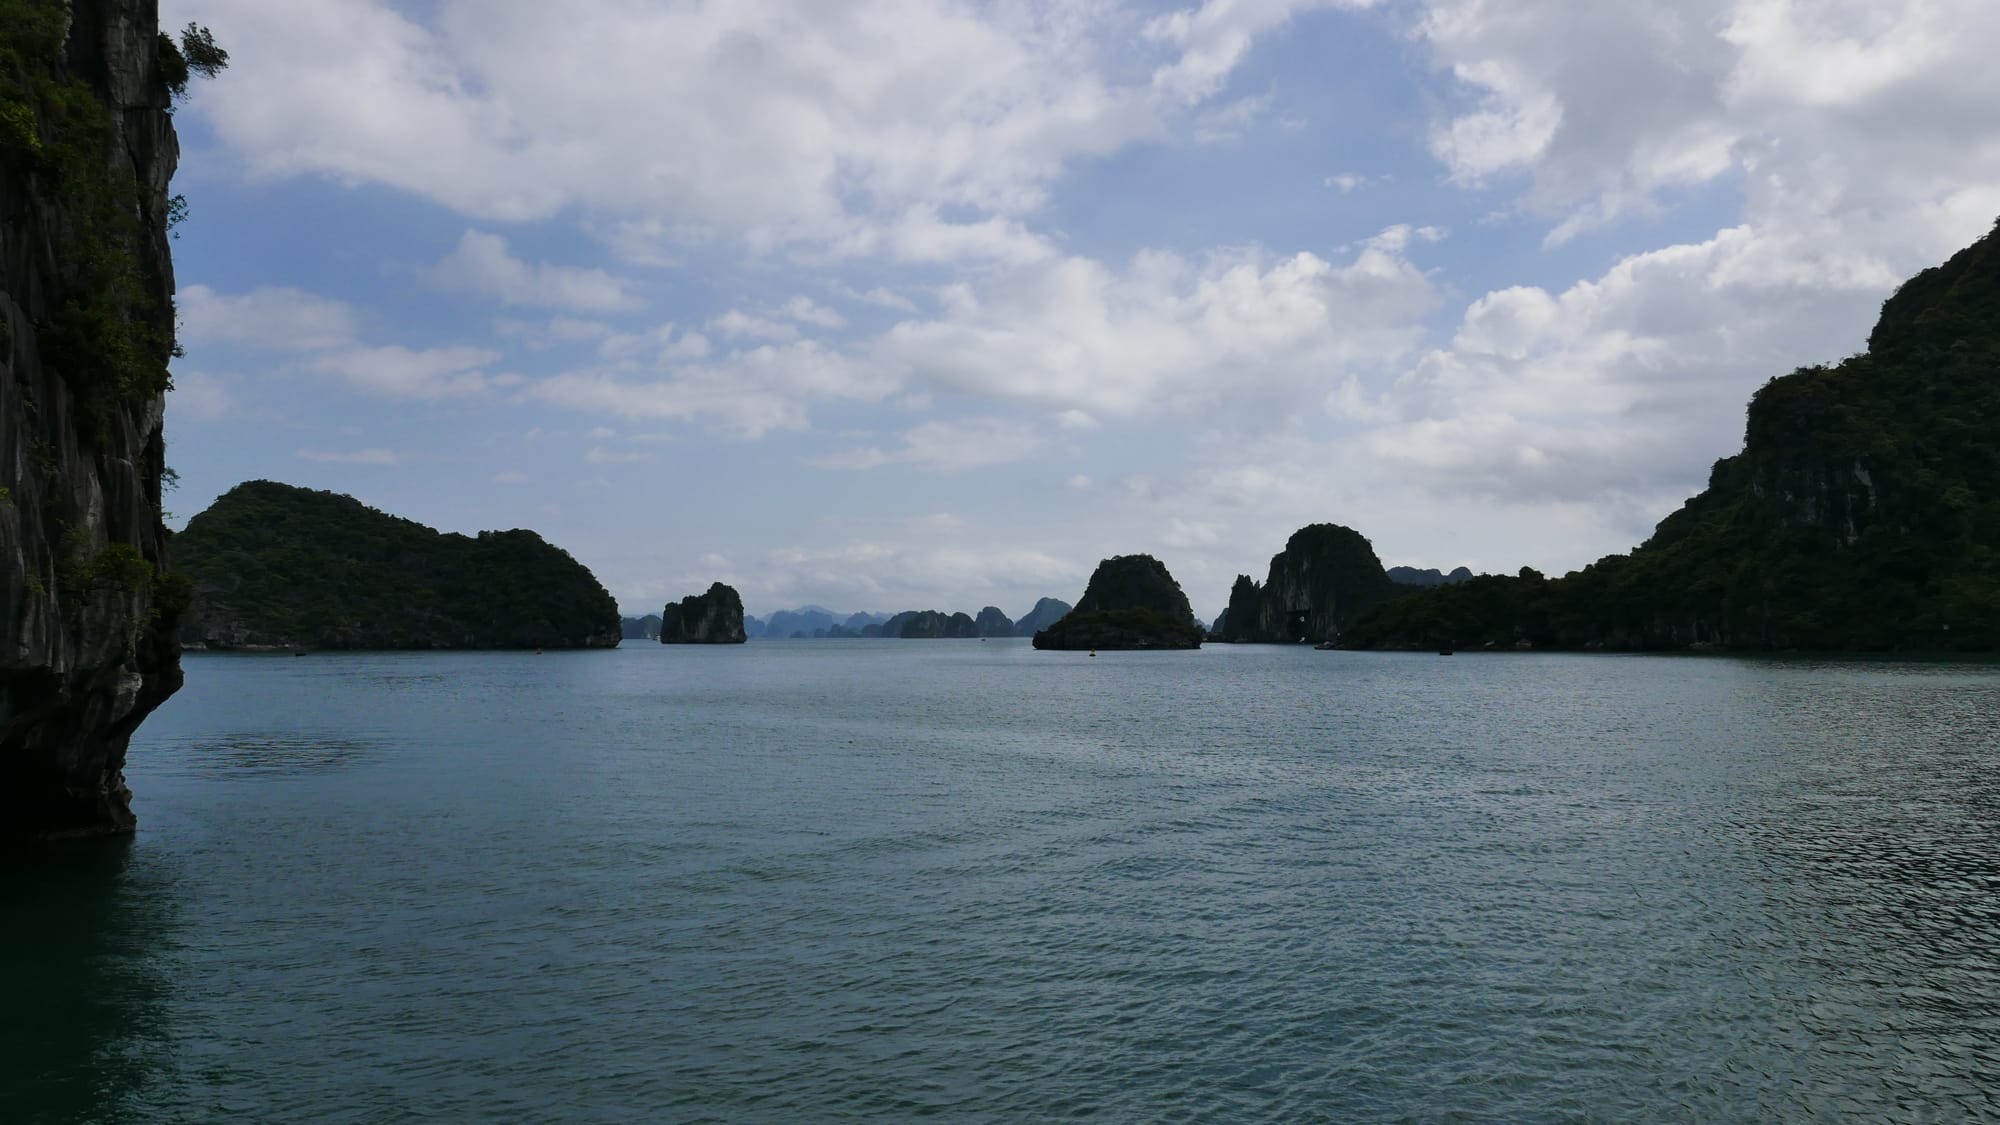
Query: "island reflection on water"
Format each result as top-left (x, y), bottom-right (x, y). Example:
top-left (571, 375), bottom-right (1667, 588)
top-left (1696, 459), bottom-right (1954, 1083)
top-left (2, 843), bottom-right (180, 1123)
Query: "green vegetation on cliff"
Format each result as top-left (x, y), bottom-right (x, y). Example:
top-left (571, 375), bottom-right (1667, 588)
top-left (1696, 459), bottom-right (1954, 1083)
top-left (173, 481), bottom-right (621, 649)
top-left (1346, 220), bottom-right (2000, 653)
top-left (2, 4), bottom-right (223, 426)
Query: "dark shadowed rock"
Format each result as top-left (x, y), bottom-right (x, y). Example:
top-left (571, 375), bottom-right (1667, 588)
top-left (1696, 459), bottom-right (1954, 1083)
top-left (884, 609), bottom-right (978, 638)
top-left (660, 583), bottom-right (747, 644)
top-left (1033, 556), bottom-right (1203, 650)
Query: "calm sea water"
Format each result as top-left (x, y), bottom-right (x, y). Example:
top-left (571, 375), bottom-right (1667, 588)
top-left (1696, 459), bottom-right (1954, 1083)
top-left (5, 642), bottom-right (2000, 1122)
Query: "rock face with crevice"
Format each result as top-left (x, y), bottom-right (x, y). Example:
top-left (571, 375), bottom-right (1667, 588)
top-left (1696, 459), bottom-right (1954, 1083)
top-left (1214, 524), bottom-right (1399, 644)
top-left (2, 0), bottom-right (184, 841)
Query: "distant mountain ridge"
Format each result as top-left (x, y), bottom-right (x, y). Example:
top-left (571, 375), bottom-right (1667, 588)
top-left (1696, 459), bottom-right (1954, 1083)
top-left (740, 599), bottom-right (1069, 638)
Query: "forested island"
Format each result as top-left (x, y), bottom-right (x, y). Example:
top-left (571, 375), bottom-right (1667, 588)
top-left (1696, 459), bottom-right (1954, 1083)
top-left (173, 481), bottom-right (622, 650)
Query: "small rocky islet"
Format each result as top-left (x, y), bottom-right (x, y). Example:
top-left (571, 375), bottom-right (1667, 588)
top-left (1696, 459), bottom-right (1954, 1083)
top-left (1031, 554), bottom-right (1206, 650)
top-left (659, 583), bottom-right (747, 644)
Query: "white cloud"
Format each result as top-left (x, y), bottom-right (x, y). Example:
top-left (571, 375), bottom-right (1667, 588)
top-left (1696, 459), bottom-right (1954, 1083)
top-left (168, 370), bottom-right (237, 420)
top-left (584, 445), bottom-right (653, 464)
top-left (1415, 0), bottom-right (2000, 248)
top-left (530, 340), bottom-right (897, 437)
top-left (1146, 0), bottom-right (1378, 105)
top-left (297, 447), bottom-right (397, 464)
top-left (1366, 0), bottom-right (2000, 514)
top-left (309, 345), bottom-right (500, 398)
top-left (751, 540), bottom-right (1083, 613)
top-left (879, 235), bottom-right (1438, 417)
top-left (826, 206), bottom-right (1057, 266)
top-left (172, 0), bottom-right (1321, 252)
top-left (178, 284), bottom-right (357, 350)
top-left (1163, 517), bottom-right (1219, 548)
top-left (527, 227), bottom-right (1445, 438)
top-left (1192, 92), bottom-right (1273, 144)
top-left (427, 230), bottom-right (641, 312)
top-left (496, 316), bottom-right (615, 349)
top-left (830, 282), bottom-right (918, 312)
top-left (708, 310), bottom-right (800, 342)
top-left (782, 297), bottom-right (846, 328)
top-left (812, 416), bottom-right (1049, 472)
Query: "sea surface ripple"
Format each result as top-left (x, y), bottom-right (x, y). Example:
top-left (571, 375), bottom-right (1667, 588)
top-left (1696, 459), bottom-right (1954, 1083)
top-left (5, 642), bottom-right (1999, 1122)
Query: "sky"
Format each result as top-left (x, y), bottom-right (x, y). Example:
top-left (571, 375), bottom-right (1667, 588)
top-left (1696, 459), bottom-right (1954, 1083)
top-left (157, 0), bottom-right (2000, 621)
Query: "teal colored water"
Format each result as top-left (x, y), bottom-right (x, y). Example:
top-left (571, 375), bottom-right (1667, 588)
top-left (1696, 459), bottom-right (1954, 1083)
top-left (5, 642), bottom-right (2000, 1122)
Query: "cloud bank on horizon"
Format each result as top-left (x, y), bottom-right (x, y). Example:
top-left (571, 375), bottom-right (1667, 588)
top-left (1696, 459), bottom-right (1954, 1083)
top-left (161, 0), bottom-right (2000, 618)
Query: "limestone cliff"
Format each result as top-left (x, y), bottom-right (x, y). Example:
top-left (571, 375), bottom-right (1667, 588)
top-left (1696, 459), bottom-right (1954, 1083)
top-left (1215, 524), bottom-right (1398, 644)
top-left (660, 582), bottom-right (746, 644)
top-left (1345, 221), bottom-right (2000, 652)
top-left (2, 0), bottom-right (185, 841)
top-left (1033, 555), bottom-right (1203, 650)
